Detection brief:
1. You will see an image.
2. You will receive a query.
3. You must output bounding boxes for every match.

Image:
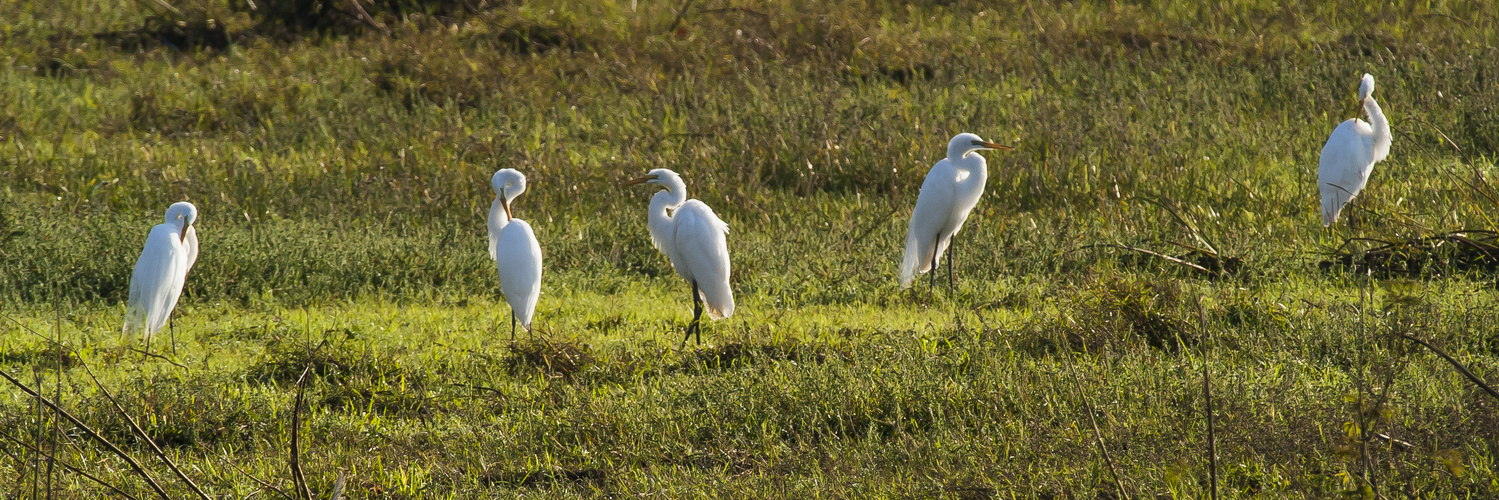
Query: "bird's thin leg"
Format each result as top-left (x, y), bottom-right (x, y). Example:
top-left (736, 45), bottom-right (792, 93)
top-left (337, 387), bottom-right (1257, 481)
top-left (947, 235), bottom-right (956, 294)
top-left (929, 237), bottom-right (940, 294)
top-left (682, 281), bottom-right (703, 349)
top-left (169, 317), bottom-right (177, 356)
top-left (510, 310), bottom-right (516, 343)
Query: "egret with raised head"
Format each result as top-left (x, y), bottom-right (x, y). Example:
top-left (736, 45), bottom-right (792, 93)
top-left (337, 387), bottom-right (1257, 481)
top-left (622, 169), bottom-right (734, 348)
top-left (899, 132), bottom-right (1013, 290)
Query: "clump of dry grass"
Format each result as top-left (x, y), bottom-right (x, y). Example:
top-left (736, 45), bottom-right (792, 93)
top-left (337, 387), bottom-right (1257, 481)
top-left (1063, 275), bottom-right (1191, 353)
top-left (506, 336), bottom-right (595, 380)
top-left (1321, 230), bottom-right (1499, 278)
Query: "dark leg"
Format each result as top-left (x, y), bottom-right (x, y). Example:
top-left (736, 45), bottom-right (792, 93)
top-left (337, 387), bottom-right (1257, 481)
top-left (682, 281), bottom-right (704, 349)
top-left (170, 316), bottom-right (177, 356)
top-left (929, 237), bottom-right (940, 293)
top-left (947, 235), bottom-right (955, 294)
top-left (510, 310), bottom-right (516, 343)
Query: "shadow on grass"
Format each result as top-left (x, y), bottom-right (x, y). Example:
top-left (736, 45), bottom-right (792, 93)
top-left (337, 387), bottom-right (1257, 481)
top-left (481, 467), bottom-right (608, 489)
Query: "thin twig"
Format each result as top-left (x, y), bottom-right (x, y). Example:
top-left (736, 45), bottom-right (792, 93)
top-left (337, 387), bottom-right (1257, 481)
top-left (1059, 345), bottom-right (1129, 499)
top-left (1373, 433), bottom-right (1415, 451)
top-left (1196, 298), bottom-right (1218, 500)
top-left (0, 430), bottom-right (141, 500)
top-left (348, 0), bottom-right (390, 34)
top-left (1076, 243), bottom-right (1216, 276)
top-left (227, 461), bottom-right (295, 500)
top-left (331, 470), bottom-right (347, 500)
top-left (291, 366), bottom-right (314, 500)
top-left (127, 348), bottom-right (188, 370)
top-left (80, 360), bottom-right (212, 500)
top-left (0, 369), bottom-right (172, 500)
top-left (1397, 333), bottom-right (1499, 402)
top-left (667, 0), bottom-right (696, 32)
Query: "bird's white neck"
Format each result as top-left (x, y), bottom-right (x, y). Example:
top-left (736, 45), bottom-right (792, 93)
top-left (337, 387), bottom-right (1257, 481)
top-left (647, 189), bottom-right (684, 251)
top-left (950, 152), bottom-right (989, 183)
top-left (1364, 97), bottom-right (1391, 163)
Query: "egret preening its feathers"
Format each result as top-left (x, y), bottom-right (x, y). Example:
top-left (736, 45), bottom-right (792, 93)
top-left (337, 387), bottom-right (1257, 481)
top-left (899, 133), bottom-right (1013, 290)
top-left (124, 202), bottom-right (199, 347)
top-left (622, 168), bottom-right (734, 348)
top-left (1318, 73), bottom-right (1391, 226)
top-left (488, 168), bottom-right (543, 341)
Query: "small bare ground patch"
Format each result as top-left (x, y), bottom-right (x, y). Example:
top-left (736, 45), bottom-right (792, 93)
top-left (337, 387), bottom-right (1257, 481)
top-left (1320, 231), bottom-right (1499, 278)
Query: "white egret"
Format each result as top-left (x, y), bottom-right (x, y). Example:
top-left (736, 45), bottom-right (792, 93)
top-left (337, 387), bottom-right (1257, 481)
top-left (488, 168), bottom-right (543, 341)
top-left (622, 169), bottom-right (734, 347)
top-left (899, 132), bottom-right (1013, 290)
top-left (1318, 73), bottom-right (1391, 226)
top-left (123, 201), bottom-right (199, 350)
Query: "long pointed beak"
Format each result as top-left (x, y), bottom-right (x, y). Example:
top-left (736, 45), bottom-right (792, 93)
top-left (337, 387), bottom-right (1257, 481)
top-left (620, 174), bottom-right (657, 186)
top-left (1345, 98), bottom-right (1363, 119)
top-left (179, 222), bottom-right (190, 243)
top-left (503, 198), bottom-right (513, 221)
top-left (979, 141), bottom-right (1013, 151)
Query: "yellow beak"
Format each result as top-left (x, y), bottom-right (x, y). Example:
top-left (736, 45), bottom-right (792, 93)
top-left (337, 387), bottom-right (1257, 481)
top-left (502, 198), bottom-right (513, 221)
top-left (977, 140), bottom-right (1013, 151)
top-left (621, 174), bottom-right (658, 186)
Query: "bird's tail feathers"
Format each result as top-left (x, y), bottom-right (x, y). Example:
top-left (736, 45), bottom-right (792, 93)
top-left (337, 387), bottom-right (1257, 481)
top-left (122, 305), bottom-right (151, 339)
top-left (898, 231), bottom-right (933, 288)
top-left (699, 282), bottom-right (735, 320)
top-left (1320, 184), bottom-right (1352, 227)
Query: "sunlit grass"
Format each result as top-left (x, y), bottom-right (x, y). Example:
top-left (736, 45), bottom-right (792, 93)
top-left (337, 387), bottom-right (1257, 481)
top-left (2, 0), bottom-right (1498, 497)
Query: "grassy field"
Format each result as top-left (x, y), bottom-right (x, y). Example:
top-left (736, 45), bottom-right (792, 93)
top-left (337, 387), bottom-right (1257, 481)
top-left (2, 0), bottom-right (1499, 497)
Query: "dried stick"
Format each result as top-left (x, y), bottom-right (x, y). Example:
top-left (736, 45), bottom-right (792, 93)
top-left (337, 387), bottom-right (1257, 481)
top-left (1196, 299), bottom-right (1218, 500)
top-left (0, 369), bottom-right (172, 500)
top-left (0, 430), bottom-right (141, 500)
top-left (227, 461), bottom-right (294, 500)
top-left (291, 366), bottom-right (314, 500)
top-left (1397, 333), bottom-right (1499, 402)
top-left (126, 348), bottom-right (188, 370)
top-left (667, 0), bottom-right (696, 32)
top-left (1076, 243), bottom-right (1216, 276)
top-left (80, 360), bottom-right (212, 500)
top-left (1060, 343), bottom-right (1129, 499)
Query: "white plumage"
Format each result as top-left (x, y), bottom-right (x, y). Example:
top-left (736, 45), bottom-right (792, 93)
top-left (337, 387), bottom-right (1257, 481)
top-left (1318, 73), bottom-right (1391, 226)
top-left (899, 132), bottom-right (1012, 289)
top-left (624, 168), bottom-right (733, 346)
top-left (487, 168), bottom-right (543, 338)
top-left (124, 202), bottom-right (199, 339)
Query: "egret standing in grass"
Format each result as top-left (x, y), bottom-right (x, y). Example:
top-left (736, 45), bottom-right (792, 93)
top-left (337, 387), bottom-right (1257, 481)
top-left (1318, 73), bottom-right (1391, 227)
top-left (124, 201), bottom-right (199, 351)
top-left (488, 168), bottom-right (543, 341)
top-left (899, 132), bottom-right (1013, 291)
top-left (622, 169), bottom-right (734, 348)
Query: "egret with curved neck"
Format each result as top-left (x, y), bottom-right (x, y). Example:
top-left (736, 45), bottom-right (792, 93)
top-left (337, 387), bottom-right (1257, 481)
top-left (488, 168), bottom-right (543, 341)
top-left (1318, 73), bottom-right (1392, 226)
top-left (622, 168), bottom-right (734, 348)
top-left (125, 201), bottom-right (200, 352)
top-left (899, 132), bottom-right (1013, 290)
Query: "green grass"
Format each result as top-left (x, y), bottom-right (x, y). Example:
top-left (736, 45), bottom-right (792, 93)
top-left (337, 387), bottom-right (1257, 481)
top-left (2, 0), bottom-right (1499, 497)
